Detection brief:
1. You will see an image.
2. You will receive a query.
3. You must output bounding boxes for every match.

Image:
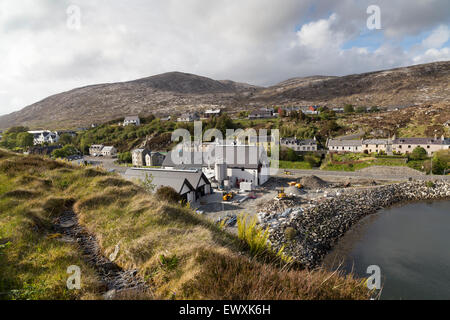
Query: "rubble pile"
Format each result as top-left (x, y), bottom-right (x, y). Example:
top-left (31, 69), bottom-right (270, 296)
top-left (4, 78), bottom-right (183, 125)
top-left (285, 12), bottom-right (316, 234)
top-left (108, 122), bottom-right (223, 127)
top-left (299, 175), bottom-right (329, 189)
top-left (259, 180), bottom-right (450, 269)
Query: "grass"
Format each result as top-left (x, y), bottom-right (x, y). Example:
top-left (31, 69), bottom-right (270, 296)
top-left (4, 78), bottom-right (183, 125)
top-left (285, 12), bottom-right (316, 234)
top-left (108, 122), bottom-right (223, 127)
top-left (0, 149), bottom-right (371, 300)
top-left (275, 160), bottom-right (313, 170)
top-left (321, 153), bottom-right (411, 172)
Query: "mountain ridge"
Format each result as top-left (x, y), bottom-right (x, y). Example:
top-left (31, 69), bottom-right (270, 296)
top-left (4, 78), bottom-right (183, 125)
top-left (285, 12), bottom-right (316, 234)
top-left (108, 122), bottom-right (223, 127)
top-left (0, 61), bottom-right (449, 129)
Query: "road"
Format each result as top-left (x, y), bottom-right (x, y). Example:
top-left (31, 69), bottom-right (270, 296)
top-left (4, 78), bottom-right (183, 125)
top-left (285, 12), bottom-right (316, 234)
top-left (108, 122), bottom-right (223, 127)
top-left (77, 156), bottom-right (450, 182)
top-left (276, 168), bottom-right (450, 182)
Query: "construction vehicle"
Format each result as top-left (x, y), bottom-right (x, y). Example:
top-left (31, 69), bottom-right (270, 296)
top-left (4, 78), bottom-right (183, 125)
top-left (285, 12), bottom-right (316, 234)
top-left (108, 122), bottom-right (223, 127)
top-left (288, 182), bottom-right (303, 189)
top-left (222, 192), bottom-right (234, 201)
top-left (276, 187), bottom-right (287, 200)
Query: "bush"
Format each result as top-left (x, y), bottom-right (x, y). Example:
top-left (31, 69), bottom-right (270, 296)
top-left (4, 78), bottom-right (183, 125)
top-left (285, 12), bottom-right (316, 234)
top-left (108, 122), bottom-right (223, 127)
top-left (155, 186), bottom-right (182, 203)
top-left (118, 151), bottom-right (132, 164)
top-left (409, 147), bottom-right (428, 161)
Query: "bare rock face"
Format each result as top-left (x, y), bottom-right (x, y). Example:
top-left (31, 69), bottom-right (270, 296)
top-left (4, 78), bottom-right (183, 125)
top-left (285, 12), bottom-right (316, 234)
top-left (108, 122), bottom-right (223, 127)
top-left (0, 61), bottom-right (448, 129)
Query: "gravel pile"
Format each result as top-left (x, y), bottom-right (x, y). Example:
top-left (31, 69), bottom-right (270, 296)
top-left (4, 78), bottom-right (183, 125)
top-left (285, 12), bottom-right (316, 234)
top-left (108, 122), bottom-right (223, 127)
top-left (299, 175), bottom-right (329, 189)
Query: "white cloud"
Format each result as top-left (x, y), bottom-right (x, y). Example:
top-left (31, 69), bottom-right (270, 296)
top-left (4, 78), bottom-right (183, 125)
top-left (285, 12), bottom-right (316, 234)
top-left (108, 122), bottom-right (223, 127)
top-left (422, 25), bottom-right (450, 48)
top-left (0, 0), bottom-right (449, 116)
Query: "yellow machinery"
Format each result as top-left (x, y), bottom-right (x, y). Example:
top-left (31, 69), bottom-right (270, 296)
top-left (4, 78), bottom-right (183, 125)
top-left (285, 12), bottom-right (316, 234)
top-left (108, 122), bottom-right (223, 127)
top-left (288, 182), bottom-right (303, 189)
top-left (277, 187), bottom-right (287, 200)
top-left (223, 192), bottom-right (234, 201)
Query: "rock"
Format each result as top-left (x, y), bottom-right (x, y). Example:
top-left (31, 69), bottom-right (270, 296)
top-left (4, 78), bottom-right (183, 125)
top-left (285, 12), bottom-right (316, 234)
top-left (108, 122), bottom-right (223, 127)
top-left (104, 289), bottom-right (116, 300)
top-left (109, 244), bottom-right (120, 262)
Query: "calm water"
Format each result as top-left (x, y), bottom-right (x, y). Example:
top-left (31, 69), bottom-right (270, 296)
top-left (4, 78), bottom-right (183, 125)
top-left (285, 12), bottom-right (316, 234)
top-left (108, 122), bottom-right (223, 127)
top-left (324, 201), bottom-right (450, 300)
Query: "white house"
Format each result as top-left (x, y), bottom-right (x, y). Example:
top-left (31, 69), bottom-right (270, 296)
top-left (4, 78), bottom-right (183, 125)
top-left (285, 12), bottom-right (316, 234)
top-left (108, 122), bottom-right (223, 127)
top-left (162, 145), bottom-right (270, 188)
top-left (28, 131), bottom-right (60, 145)
top-left (123, 116), bottom-right (141, 126)
top-left (327, 139), bottom-right (363, 153)
top-left (101, 146), bottom-right (117, 157)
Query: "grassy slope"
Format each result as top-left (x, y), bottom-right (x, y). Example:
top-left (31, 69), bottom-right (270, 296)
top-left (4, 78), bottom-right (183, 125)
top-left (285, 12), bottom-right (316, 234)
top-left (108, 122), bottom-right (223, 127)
top-left (0, 149), bottom-right (370, 300)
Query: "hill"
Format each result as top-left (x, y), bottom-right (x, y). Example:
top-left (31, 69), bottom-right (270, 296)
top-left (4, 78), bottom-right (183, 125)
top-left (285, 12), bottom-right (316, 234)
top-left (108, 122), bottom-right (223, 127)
top-left (0, 149), bottom-right (370, 300)
top-left (0, 61), bottom-right (448, 129)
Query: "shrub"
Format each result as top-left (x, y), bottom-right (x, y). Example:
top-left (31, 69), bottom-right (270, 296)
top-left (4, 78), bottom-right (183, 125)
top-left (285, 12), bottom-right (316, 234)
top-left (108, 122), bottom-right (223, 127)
top-left (410, 147), bottom-right (428, 161)
top-left (156, 186), bottom-right (182, 203)
top-left (426, 181), bottom-right (435, 188)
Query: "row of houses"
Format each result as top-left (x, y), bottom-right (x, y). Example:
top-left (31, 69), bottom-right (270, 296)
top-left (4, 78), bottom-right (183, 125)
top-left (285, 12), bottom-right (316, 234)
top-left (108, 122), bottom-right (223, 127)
top-left (89, 145), bottom-right (118, 157)
top-left (176, 109), bottom-right (223, 122)
top-left (327, 135), bottom-right (450, 156)
top-left (131, 149), bottom-right (166, 167)
top-left (124, 144), bottom-right (270, 203)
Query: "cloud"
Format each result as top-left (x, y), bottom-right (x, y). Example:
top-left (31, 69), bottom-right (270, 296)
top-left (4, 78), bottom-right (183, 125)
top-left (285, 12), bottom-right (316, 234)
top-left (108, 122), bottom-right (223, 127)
top-left (422, 25), bottom-right (450, 49)
top-left (0, 0), bottom-right (449, 117)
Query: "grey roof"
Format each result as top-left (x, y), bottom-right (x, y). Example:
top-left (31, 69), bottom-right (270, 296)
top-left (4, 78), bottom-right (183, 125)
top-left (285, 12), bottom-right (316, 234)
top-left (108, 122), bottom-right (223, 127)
top-left (393, 137), bottom-right (449, 145)
top-left (362, 139), bottom-right (389, 145)
top-left (281, 138), bottom-right (317, 146)
top-left (124, 116), bottom-right (140, 121)
top-left (123, 168), bottom-right (209, 194)
top-left (163, 145), bottom-right (268, 170)
top-left (327, 139), bottom-right (362, 147)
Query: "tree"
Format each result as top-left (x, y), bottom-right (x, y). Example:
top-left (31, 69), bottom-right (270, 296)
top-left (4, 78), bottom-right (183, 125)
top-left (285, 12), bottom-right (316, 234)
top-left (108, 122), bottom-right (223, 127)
top-left (16, 132), bottom-right (34, 148)
top-left (410, 147), bottom-right (428, 160)
top-left (59, 133), bottom-right (74, 145)
top-left (118, 151), bottom-right (132, 164)
top-left (52, 145), bottom-right (78, 158)
top-left (344, 104), bottom-right (354, 113)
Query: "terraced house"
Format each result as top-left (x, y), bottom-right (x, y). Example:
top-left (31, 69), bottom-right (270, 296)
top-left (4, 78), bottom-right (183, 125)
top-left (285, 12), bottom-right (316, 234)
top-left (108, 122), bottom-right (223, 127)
top-left (327, 139), bottom-right (363, 153)
top-left (392, 136), bottom-right (450, 156)
top-left (281, 137), bottom-right (318, 152)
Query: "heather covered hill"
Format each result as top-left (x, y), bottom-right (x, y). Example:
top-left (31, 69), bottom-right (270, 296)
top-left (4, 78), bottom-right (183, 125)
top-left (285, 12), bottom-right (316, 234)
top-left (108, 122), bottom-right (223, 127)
top-left (0, 149), bottom-right (371, 300)
top-left (0, 61), bottom-right (448, 130)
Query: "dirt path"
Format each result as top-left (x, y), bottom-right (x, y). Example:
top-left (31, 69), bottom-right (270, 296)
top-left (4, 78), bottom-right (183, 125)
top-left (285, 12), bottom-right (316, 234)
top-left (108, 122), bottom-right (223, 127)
top-left (54, 210), bottom-right (151, 300)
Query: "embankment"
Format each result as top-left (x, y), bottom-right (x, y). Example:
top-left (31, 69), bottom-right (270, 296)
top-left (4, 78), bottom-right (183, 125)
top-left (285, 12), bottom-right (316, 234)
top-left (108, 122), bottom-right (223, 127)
top-left (262, 180), bottom-right (450, 268)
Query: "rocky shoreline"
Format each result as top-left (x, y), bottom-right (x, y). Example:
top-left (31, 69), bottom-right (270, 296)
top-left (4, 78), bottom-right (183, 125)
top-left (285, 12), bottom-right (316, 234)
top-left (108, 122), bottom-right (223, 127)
top-left (259, 180), bottom-right (450, 269)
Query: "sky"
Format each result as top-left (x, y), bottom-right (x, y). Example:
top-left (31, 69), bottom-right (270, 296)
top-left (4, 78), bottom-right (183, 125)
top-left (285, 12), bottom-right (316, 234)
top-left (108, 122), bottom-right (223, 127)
top-left (0, 0), bottom-right (449, 116)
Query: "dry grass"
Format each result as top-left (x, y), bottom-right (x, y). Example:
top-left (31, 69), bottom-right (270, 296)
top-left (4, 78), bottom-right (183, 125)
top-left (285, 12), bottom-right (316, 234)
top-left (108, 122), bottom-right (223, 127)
top-left (0, 150), bottom-right (371, 300)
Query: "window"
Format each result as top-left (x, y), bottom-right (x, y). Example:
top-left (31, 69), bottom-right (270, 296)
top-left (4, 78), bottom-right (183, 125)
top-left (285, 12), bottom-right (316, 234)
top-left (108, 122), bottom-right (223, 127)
top-left (427, 146), bottom-right (430, 149)
top-left (408, 145), bottom-right (411, 148)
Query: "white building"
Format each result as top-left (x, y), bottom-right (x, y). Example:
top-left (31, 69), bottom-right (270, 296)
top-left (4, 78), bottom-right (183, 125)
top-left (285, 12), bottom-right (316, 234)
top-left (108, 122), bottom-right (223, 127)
top-left (28, 131), bottom-right (60, 145)
top-left (101, 146), bottom-right (117, 157)
top-left (162, 145), bottom-right (270, 188)
top-left (327, 139), bottom-right (363, 153)
top-left (123, 116), bottom-right (141, 126)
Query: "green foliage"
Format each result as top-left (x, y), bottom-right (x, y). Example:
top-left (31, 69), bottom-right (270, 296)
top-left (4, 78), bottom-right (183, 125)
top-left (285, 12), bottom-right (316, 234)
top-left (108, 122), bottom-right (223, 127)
top-left (0, 127), bottom-right (33, 150)
top-left (51, 145), bottom-right (78, 159)
top-left (141, 173), bottom-right (156, 192)
top-left (118, 151), bottom-right (132, 164)
top-left (304, 154), bottom-right (322, 167)
top-left (279, 147), bottom-right (299, 162)
top-left (237, 214), bottom-right (271, 257)
top-left (426, 181), bottom-right (435, 188)
top-left (159, 254), bottom-right (179, 271)
top-left (59, 133), bottom-right (74, 145)
top-left (410, 147), bottom-right (428, 160)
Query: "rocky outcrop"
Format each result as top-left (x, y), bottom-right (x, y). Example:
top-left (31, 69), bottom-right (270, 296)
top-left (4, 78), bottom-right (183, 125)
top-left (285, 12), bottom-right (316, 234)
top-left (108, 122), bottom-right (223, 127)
top-left (260, 180), bottom-right (450, 268)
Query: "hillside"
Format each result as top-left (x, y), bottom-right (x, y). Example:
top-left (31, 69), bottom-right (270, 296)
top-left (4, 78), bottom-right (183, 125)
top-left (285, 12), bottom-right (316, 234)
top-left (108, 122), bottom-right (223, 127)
top-left (0, 149), bottom-right (370, 300)
top-left (251, 61), bottom-right (450, 107)
top-left (0, 61), bottom-right (449, 129)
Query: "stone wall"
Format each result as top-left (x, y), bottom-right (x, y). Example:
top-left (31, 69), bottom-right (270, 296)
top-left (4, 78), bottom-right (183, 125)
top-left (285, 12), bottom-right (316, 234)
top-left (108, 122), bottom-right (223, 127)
top-left (261, 180), bottom-right (450, 268)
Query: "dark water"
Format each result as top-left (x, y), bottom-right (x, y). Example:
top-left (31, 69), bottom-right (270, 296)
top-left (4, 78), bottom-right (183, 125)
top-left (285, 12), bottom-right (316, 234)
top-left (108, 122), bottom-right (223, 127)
top-left (324, 201), bottom-right (450, 300)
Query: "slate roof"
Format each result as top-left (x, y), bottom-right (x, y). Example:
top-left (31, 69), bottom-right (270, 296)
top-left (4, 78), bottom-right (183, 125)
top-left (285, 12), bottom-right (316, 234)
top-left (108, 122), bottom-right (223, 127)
top-left (123, 168), bottom-right (209, 194)
top-left (162, 145), bottom-right (268, 170)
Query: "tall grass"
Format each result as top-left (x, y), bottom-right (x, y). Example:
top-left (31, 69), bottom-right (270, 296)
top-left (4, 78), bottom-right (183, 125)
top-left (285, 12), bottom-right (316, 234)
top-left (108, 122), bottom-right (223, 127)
top-left (237, 214), bottom-right (293, 264)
